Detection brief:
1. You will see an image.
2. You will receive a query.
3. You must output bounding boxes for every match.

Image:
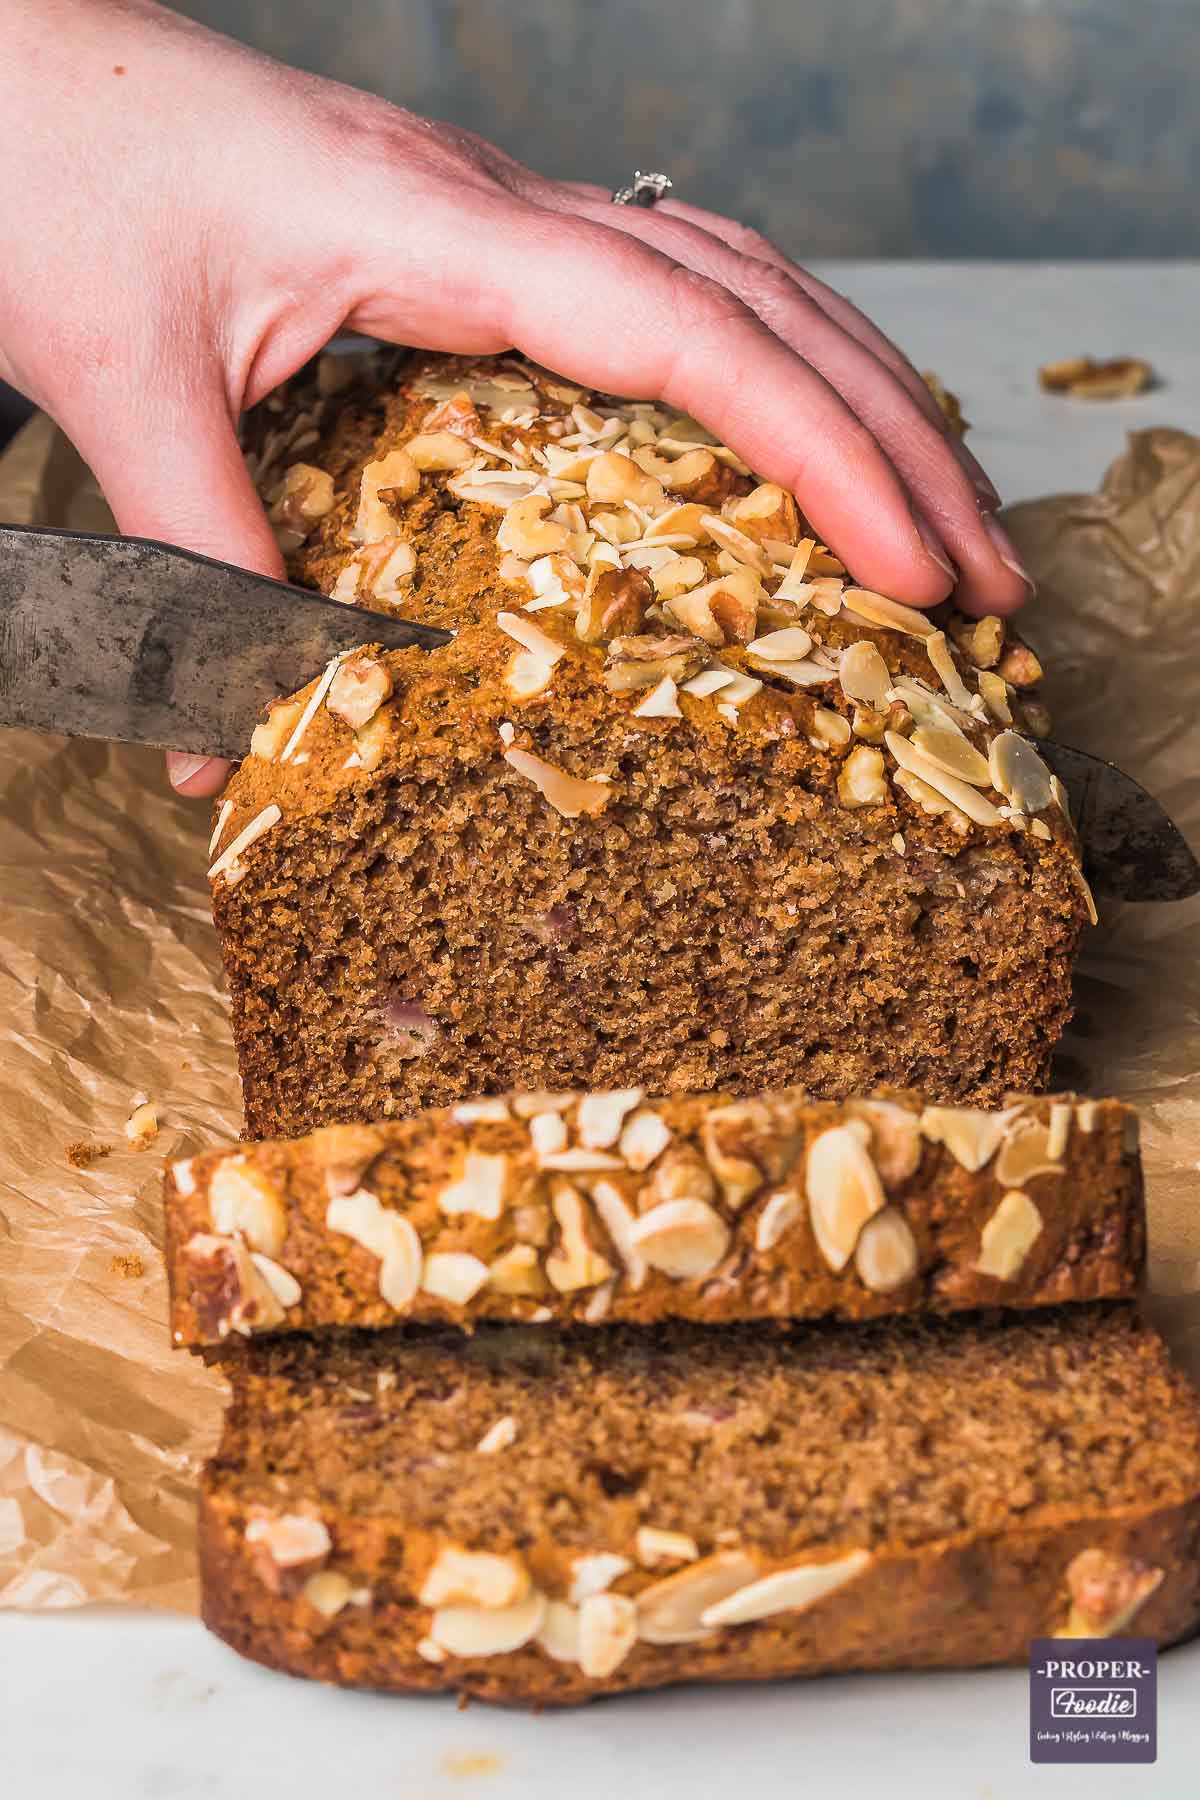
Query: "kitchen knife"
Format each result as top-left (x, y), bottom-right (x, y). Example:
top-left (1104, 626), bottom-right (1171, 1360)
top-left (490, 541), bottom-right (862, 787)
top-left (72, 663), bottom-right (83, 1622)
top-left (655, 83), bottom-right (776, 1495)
top-left (0, 522), bottom-right (450, 760)
top-left (0, 523), bottom-right (1195, 902)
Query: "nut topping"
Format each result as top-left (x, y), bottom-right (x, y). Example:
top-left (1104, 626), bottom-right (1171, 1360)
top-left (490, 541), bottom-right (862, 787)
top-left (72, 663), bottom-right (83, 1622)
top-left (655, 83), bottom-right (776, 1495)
top-left (974, 1190), bottom-right (1043, 1280)
top-left (1058, 1549), bottom-right (1164, 1638)
top-left (245, 1510), bottom-right (331, 1593)
top-left (701, 1100), bottom-right (770, 1209)
top-left (503, 748), bottom-right (611, 819)
top-left (805, 1124), bottom-right (886, 1272)
top-left (209, 1157), bottom-right (286, 1258)
top-left (994, 1117), bottom-right (1066, 1187)
top-left (569, 1552), bottom-right (633, 1603)
top-left (578, 1592), bottom-right (638, 1678)
top-left (619, 1109), bottom-right (673, 1171)
top-left (988, 730), bottom-right (1054, 815)
top-left (628, 1198), bottom-right (730, 1279)
top-left (919, 1105), bottom-right (1019, 1172)
top-left (419, 1546), bottom-right (530, 1609)
top-left (325, 1187), bottom-right (423, 1310)
top-left (636, 1526), bottom-right (700, 1568)
top-left (430, 1590), bottom-right (546, 1659)
top-left (537, 1601), bottom-right (581, 1663)
top-left (700, 1550), bottom-right (871, 1627)
top-left (421, 1251), bottom-right (490, 1305)
top-left (351, 449), bottom-right (419, 543)
top-left (636, 1551), bottom-right (761, 1645)
top-left (843, 1099), bottom-right (922, 1187)
top-left (577, 1088), bottom-right (644, 1150)
top-left (755, 1190), bottom-right (802, 1253)
top-left (837, 744), bottom-right (887, 808)
top-left (854, 1206), bottom-right (918, 1293)
top-left (327, 654), bottom-right (394, 731)
top-left (182, 1232), bottom-right (287, 1339)
top-left (497, 493), bottom-right (569, 560)
top-left (545, 1184), bottom-right (614, 1292)
top-left (590, 1180), bottom-right (647, 1290)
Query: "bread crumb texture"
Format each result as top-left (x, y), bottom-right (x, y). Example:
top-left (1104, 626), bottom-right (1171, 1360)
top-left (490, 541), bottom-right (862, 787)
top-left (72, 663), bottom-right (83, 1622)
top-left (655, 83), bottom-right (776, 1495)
top-left (216, 350), bottom-right (1090, 1135)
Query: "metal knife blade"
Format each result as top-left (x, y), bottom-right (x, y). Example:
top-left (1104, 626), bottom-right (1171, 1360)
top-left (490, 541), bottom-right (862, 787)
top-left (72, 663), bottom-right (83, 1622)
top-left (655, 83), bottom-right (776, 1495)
top-left (0, 523), bottom-right (450, 760)
top-left (1037, 740), bottom-right (1199, 903)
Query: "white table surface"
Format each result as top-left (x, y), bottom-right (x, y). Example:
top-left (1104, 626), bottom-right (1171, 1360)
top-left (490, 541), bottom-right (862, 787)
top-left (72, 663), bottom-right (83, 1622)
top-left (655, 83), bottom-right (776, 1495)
top-left (6, 262), bottom-right (1200, 1798)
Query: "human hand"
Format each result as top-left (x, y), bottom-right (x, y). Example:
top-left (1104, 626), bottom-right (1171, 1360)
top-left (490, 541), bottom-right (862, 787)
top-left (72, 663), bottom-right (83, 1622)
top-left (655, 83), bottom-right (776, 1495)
top-left (0, 0), bottom-right (1031, 799)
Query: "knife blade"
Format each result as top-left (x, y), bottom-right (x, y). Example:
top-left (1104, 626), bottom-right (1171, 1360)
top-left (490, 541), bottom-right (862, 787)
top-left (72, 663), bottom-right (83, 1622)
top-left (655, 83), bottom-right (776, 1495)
top-left (1, 523), bottom-right (1195, 902)
top-left (1037, 740), bottom-right (1199, 903)
top-left (0, 523), bottom-right (450, 760)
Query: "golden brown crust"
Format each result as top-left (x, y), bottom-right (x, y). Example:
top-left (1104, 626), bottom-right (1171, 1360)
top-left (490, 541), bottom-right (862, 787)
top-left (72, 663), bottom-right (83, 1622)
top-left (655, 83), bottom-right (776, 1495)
top-left (196, 1310), bottom-right (1200, 1705)
top-left (211, 352), bottom-right (1088, 1133)
top-left (165, 1091), bottom-right (1143, 1347)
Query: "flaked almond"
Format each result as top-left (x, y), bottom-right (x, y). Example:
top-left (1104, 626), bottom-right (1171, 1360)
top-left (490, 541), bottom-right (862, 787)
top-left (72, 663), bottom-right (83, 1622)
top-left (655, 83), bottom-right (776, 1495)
top-left (805, 1124), bottom-right (885, 1272)
top-left (618, 1109), bottom-right (673, 1171)
top-left (919, 1104), bottom-right (1019, 1172)
top-left (632, 675), bottom-right (681, 719)
top-left (590, 1180), bottom-right (647, 1290)
top-left (701, 514), bottom-right (776, 578)
top-left (989, 730), bottom-right (1054, 815)
top-left (838, 640), bottom-right (892, 709)
top-left (303, 1570), bottom-right (355, 1617)
top-left (809, 707), bottom-right (852, 749)
top-left (430, 1590), bottom-right (546, 1658)
top-left (249, 1252), bottom-right (302, 1310)
top-left (437, 1151), bottom-right (508, 1220)
top-left (994, 1117), bottom-right (1066, 1187)
top-left (650, 554), bottom-right (707, 601)
top-left (978, 670), bottom-right (1013, 724)
top-left (245, 1511), bottom-right (331, 1587)
top-left (420, 1545), bottom-right (529, 1609)
top-left (545, 1183), bottom-right (614, 1293)
top-left (700, 1550), bottom-right (871, 1627)
top-left (854, 1206), bottom-right (918, 1293)
top-left (755, 1190), bottom-right (802, 1253)
top-left (837, 744), bottom-right (887, 807)
top-left (577, 1089), bottom-right (644, 1150)
top-left (537, 1600), bottom-right (581, 1663)
top-left (838, 1103), bottom-right (916, 1190)
top-left (628, 1198), bottom-right (730, 1279)
top-left (325, 1187), bottom-right (423, 1311)
top-left (911, 726), bottom-right (992, 786)
top-left (886, 731), bottom-right (1002, 827)
top-left (974, 1190), bottom-right (1043, 1280)
top-left (569, 1552), bottom-right (633, 1603)
top-left (701, 1100), bottom-right (769, 1209)
top-left (925, 631), bottom-right (976, 711)
top-left (577, 1592), bottom-right (638, 1678)
top-left (636, 1551), bottom-right (761, 1644)
top-left (503, 748), bottom-right (611, 818)
top-left (421, 1252), bottom-right (489, 1305)
top-left (745, 626), bottom-right (813, 662)
top-left (841, 589), bottom-right (936, 639)
top-left (209, 1157), bottom-right (286, 1258)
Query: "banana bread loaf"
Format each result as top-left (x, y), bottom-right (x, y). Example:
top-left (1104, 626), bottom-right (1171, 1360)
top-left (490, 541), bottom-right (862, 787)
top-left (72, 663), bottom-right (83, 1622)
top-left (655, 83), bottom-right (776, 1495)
top-left (212, 350), bottom-right (1090, 1138)
top-left (198, 1306), bottom-right (1200, 1705)
top-left (166, 1089), bottom-right (1143, 1346)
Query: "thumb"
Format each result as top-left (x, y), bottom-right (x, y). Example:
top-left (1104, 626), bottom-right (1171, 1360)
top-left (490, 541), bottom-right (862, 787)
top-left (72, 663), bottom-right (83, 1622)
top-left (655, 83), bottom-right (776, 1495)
top-left (71, 382), bottom-right (282, 797)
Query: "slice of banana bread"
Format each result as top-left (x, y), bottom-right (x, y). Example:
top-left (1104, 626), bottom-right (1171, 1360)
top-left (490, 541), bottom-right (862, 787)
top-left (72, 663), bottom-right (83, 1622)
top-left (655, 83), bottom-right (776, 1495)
top-left (198, 1306), bottom-right (1200, 1705)
top-left (165, 1090), bottom-right (1143, 1346)
top-left (212, 351), bottom-right (1090, 1138)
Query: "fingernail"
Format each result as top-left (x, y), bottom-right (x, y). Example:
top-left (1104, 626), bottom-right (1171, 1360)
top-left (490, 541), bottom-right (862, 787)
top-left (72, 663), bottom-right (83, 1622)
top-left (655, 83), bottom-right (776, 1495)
top-left (167, 752), bottom-right (213, 791)
top-left (912, 511), bottom-right (956, 582)
top-left (955, 444), bottom-right (1001, 510)
top-left (982, 512), bottom-right (1036, 596)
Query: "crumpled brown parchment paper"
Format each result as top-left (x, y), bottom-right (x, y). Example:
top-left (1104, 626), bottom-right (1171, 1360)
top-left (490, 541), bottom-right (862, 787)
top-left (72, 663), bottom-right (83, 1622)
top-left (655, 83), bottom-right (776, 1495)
top-left (0, 416), bottom-right (1197, 1614)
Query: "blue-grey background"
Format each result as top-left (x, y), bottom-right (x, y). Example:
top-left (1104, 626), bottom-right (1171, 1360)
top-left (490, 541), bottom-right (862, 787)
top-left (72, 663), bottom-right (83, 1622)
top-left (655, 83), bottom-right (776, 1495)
top-left (178, 0), bottom-right (1199, 258)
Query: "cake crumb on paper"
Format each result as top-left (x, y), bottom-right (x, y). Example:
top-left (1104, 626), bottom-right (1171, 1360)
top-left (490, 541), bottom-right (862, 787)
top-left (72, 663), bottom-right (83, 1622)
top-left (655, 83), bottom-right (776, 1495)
top-left (66, 1140), bottom-right (112, 1170)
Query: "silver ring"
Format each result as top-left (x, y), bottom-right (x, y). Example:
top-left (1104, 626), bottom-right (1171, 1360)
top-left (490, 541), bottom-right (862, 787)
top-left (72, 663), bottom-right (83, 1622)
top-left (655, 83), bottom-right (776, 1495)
top-left (611, 171), bottom-right (674, 209)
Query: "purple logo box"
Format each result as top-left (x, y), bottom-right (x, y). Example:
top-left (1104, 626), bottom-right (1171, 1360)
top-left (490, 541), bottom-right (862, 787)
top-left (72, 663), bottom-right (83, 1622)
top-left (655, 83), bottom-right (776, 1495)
top-left (1029, 1638), bottom-right (1157, 1763)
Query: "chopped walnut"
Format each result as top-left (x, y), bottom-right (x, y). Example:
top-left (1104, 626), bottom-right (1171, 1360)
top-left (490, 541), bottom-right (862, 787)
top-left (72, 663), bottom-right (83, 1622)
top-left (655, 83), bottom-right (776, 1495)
top-left (268, 463), bottom-right (335, 551)
top-left (351, 449), bottom-right (419, 544)
top-left (603, 634), bottom-right (708, 693)
top-left (1038, 355), bottom-right (1152, 399)
top-left (327, 654), bottom-right (394, 731)
top-left (576, 566), bottom-right (652, 644)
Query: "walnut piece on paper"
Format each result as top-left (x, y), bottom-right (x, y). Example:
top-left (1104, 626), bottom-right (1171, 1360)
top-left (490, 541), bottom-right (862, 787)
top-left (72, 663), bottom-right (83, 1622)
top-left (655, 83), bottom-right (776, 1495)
top-left (1038, 356), bottom-right (1154, 399)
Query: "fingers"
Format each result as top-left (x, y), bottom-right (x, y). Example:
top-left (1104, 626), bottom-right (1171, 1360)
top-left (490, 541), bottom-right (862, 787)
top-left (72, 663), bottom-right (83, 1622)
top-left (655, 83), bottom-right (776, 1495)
top-left (353, 197), bottom-right (955, 606)
top-left (64, 377), bottom-right (282, 796)
top-left (550, 191), bottom-right (1028, 616)
top-left (566, 183), bottom-right (1001, 510)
